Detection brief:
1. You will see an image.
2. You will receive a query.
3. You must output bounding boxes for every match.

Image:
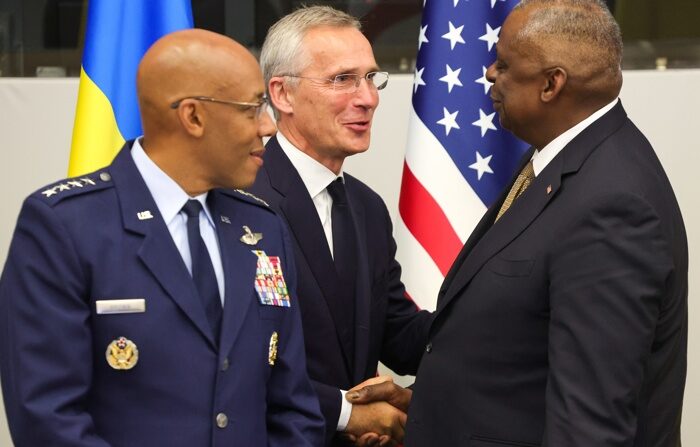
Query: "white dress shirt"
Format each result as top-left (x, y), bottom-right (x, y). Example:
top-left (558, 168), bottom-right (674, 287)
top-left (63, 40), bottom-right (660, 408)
top-left (531, 98), bottom-right (619, 175)
top-left (276, 132), bottom-right (352, 430)
top-left (131, 138), bottom-right (225, 303)
top-left (277, 132), bottom-right (344, 258)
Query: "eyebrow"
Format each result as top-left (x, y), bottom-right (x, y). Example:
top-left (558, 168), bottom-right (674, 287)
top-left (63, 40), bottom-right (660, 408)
top-left (331, 66), bottom-right (381, 75)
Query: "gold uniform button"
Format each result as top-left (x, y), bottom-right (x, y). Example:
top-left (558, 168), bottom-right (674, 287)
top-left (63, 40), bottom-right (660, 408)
top-left (216, 413), bottom-right (228, 428)
top-left (221, 358), bottom-right (229, 371)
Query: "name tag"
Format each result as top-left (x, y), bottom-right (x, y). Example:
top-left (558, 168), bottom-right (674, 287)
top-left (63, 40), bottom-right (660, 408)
top-left (96, 299), bottom-right (146, 314)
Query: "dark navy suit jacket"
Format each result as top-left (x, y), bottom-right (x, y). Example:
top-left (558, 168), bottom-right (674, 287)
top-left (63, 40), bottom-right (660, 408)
top-left (0, 143), bottom-right (325, 447)
top-left (249, 136), bottom-right (432, 445)
top-left (406, 102), bottom-right (688, 447)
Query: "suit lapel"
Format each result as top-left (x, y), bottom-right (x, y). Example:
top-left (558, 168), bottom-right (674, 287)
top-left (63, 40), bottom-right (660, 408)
top-left (110, 144), bottom-right (217, 349)
top-left (208, 191), bottom-right (257, 357)
top-left (438, 148), bottom-right (535, 300)
top-left (263, 138), bottom-right (355, 374)
top-left (345, 177), bottom-right (371, 383)
top-left (435, 101), bottom-right (629, 316)
top-left (437, 155), bottom-right (561, 314)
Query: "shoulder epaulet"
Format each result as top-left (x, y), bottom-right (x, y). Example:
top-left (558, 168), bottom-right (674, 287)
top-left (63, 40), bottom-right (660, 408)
top-left (230, 189), bottom-right (270, 208)
top-left (33, 171), bottom-right (113, 206)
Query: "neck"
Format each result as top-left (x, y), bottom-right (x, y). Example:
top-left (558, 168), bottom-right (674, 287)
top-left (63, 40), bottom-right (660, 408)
top-left (277, 121), bottom-right (344, 175)
top-left (141, 137), bottom-right (211, 196)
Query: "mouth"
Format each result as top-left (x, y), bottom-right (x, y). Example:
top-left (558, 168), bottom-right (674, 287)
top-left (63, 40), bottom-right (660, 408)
top-left (250, 147), bottom-right (265, 166)
top-left (343, 120), bottom-right (371, 132)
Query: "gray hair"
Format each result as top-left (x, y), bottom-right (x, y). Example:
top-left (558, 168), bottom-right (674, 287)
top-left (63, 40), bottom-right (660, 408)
top-left (514, 0), bottom-right (622, 94)
top-left (260, 5), bottom-right (362, 89)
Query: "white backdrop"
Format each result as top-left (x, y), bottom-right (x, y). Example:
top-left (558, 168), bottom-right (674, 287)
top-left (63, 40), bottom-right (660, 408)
top-left (0, 71), bottom-right (698, 445)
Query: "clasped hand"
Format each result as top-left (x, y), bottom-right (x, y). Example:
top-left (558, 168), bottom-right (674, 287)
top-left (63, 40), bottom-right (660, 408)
top-left (341, 376), bottom-right (413, 447)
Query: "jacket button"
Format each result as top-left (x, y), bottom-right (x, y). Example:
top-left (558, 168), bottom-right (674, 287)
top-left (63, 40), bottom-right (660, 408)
top-left (216, 413), bottom-right (228, 428)
top-left (425, 342), bottom-right (433, 353)
top-left (221, 358), bottom-right (229, 371)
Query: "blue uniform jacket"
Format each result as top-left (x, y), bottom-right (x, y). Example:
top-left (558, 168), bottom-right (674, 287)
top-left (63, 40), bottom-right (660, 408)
top-left (0, 143), bottom-right (325, 446)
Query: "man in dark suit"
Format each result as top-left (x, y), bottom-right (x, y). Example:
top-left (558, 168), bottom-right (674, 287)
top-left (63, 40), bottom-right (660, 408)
top-left (249, 5), bottom-right (432, 446)
top-left (0, 29), bottom-right (324, 446)
top-left (351, 1), bottom-right (688, 445)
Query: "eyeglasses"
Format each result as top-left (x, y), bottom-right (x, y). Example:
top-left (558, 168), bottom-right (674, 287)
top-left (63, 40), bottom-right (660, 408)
top-left (170, 95), bottom-right (269, 119)
top-left (282, 71), bottom-right (389, 93)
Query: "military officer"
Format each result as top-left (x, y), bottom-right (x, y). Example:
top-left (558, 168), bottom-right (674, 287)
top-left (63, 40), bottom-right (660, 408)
top-left (0, 29), bottom-right (324, 446)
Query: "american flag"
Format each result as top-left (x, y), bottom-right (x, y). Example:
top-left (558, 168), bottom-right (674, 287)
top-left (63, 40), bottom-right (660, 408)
top-left (396, 0), bottom-right (528, 311)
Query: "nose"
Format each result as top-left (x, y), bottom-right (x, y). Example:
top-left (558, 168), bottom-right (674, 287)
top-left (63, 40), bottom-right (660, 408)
top-left (485, 61), bottom-right (497, 83)
top-left (258, 110), bottom-right (276, 137)
top-left (352, 77), bottom-right (379, 109)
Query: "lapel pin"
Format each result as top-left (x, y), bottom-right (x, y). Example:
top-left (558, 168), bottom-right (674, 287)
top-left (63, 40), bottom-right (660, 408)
top-left (220, 215), bottom-right (232, 224)
top-left (240, 225), bottom-right (263, 245)
top-left (546, 185), bottom-right (552, 195)
top-left (106, 336), bottom-right (139, 370)
top-left (268, 331), bottom-right (278, 366)
top-left (137, 210), bottom-right (153, 220)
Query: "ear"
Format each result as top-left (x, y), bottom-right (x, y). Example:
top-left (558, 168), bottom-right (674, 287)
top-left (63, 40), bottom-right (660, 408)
top-left (174, 100), bottom-right (205, 138)
top-left (541, 67), bottom-right (567, 103)
top-left (268, 76), bottom-right (294, 115)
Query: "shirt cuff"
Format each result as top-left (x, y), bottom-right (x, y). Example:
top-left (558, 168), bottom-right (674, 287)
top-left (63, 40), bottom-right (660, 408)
top-left (337, 389), bottom-right (352, 431)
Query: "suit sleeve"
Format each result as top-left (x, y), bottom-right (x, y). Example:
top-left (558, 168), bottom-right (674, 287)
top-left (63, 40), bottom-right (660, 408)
top-left (0, 197), bottom-right (111, 447)
top-left (377, 204), bottom-right (433, 375)
top-left (544, 192), bottom-right (672, 446)
top-left (265, 219), bottom-right (326, 446)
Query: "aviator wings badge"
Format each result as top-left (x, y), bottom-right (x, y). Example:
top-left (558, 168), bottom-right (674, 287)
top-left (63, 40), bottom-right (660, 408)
top-left (240, 225), bottom-right (263, 245)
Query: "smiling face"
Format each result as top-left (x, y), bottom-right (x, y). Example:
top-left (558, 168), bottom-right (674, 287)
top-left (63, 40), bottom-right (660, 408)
top-left (485, 9), bottom-right (547, 145)
top-left (279, 26), bottom-right (380, 172)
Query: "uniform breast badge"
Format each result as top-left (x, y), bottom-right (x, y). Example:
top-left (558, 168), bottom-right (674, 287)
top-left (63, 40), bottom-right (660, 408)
top-left (252, 250), bottom-right (290, 307)
top-left (240, 225), bottom-right (263, 245)
top-left (106, 336), bottom-right (139, 370)
top-left (268, 331), bottom-right (279, 366)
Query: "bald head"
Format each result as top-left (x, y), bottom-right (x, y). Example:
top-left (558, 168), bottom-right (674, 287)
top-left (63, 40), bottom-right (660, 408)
top-left (137, 28), bottom-right (259, 139)
top-left (511, 0), bottom-right (622, 104)
top-left (133, 29), bottom-right (275, 196)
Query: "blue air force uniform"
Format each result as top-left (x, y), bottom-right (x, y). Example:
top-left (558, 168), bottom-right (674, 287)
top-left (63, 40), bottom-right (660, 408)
top-left (0, 142), bottom-right (325, 446)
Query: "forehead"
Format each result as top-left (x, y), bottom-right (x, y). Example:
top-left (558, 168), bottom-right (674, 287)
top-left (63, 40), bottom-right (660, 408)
top-left (301, 26), bottom-right (377, 74)
top-left (217, 51), bottom-right (265, 98)
top-left (497, 9), bottom-right (527, 53)
top-left (496, 9), bottom-right (544, 64)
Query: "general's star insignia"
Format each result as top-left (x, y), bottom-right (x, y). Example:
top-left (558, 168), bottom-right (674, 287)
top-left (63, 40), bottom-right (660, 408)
top-left (41, 187), bottom-right (58, 197)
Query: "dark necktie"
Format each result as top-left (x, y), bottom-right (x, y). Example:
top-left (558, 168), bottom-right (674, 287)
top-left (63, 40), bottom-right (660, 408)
top-left (326, 178), bottom-right (357, 355)
top-left (182, 200), bottom-right (222, 340)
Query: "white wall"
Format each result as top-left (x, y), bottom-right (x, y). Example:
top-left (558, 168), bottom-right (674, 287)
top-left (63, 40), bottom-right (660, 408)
top-left (0, 71), bottom-right (698, 445)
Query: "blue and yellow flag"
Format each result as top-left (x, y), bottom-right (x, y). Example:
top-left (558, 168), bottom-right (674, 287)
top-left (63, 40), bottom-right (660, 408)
top-left (69, 0), bottom-right (193, 176)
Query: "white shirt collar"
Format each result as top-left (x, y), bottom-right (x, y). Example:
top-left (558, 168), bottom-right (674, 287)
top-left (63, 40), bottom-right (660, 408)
top-left (130, 138), bottom-right (213, 224)
top-left (532, 98), bottom-right (619, 176)
top-left (276, 132), bottom-right (343, 195)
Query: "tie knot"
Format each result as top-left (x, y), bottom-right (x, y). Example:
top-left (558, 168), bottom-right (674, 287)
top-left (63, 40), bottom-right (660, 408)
top-left (182, 199), bottom-right (203, 219)
top-left (326, 177), bottom-right (347, 204)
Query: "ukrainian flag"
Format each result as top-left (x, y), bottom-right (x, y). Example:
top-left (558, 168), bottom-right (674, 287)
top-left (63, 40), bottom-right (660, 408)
top-left (69, 0), bottom-right (193, 176)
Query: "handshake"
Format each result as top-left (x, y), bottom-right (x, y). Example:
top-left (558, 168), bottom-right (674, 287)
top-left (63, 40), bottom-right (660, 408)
top-left (342, 376), bottom-right (413, 447)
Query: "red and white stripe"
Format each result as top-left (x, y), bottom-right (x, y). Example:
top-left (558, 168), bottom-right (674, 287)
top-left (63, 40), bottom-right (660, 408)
top-left (396, 106), bottom-right (486, 311)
